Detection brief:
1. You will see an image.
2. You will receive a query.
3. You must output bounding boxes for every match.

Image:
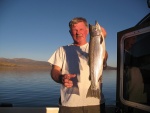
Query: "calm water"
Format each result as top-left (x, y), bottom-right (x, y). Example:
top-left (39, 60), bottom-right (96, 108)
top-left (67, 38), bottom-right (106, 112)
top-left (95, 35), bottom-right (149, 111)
top-left (0, 70), bottom-right (116, 107)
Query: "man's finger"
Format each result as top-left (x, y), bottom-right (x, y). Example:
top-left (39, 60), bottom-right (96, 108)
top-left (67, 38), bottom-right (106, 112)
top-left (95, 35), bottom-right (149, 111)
top-left (70, 74), bottom-right (76, 78)
top-left (64, 80), bottom-right (73, 88)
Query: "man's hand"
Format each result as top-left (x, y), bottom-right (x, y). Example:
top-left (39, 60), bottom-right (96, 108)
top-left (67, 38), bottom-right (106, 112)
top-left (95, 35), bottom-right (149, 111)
top-left (62, 74), bottom-right (76, 88)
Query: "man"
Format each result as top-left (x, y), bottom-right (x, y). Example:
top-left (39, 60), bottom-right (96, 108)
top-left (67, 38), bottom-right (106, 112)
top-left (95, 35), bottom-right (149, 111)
top-left (48, 17), bottom-right (107, 113)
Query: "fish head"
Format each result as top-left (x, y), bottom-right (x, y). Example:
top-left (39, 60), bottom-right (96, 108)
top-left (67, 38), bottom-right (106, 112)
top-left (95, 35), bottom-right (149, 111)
top-left (89, 21), bottom-right (101, 37)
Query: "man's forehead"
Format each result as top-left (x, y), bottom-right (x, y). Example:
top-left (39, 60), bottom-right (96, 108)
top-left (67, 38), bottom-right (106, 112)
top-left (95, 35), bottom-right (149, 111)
top-left (71, 22), bottom-right (86, 28)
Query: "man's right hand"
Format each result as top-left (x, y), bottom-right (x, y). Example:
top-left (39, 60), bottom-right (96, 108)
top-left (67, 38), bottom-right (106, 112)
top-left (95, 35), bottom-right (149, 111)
top-left (51, 65), bottom-right (76, 88)
top-left (61, 74), bottom-right (76, 88)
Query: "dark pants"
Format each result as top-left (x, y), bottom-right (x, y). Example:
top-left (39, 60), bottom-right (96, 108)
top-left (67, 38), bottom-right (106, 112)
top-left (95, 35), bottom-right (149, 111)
top-left (59, 103), bottom-right (106, 113)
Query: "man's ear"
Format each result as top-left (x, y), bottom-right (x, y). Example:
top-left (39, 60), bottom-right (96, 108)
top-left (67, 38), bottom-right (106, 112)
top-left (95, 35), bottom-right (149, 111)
top-left (69, 30), bottom-right (72, 36)
top-left (86, 28), bottom-right (89, 34)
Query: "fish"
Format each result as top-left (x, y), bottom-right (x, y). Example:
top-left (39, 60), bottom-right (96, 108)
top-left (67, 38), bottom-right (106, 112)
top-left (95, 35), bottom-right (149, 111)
top-left (86, 21), bottom-right (106, 99)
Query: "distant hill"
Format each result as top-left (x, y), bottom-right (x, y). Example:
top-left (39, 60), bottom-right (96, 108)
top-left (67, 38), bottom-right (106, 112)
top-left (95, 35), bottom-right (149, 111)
top-left (0, 58), bottom-right (51, 71)
top-left (0, 58), bottom-right (116, 71)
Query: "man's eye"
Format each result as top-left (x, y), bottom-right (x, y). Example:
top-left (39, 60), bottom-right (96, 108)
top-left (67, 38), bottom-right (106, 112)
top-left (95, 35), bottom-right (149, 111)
top-left (72, 30), bottom-right (76, 32)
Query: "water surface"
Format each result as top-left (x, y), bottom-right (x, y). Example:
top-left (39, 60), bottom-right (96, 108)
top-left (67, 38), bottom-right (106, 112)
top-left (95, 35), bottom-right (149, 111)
top-left (0, 70), bottom-right (116, 107)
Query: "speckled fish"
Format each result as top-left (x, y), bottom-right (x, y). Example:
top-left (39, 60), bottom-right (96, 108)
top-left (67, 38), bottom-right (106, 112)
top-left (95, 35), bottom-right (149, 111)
top-left (86, 21), bottom-right (106, 99)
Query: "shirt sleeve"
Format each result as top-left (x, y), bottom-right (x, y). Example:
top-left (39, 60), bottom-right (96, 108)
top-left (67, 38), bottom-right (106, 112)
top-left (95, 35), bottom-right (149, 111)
top-left (48, 47), bottom-right (64, 68)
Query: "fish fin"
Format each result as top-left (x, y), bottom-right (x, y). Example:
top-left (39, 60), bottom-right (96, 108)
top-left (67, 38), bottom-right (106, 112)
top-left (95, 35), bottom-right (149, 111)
top-left (86, 85), bottom-right (100, 99)
top-left (87, 56), bottom-right (89, 65)
top-left (98, 76), bottom-right (102, 82)
top-left (87, 56), bottom-right (91, 81)
top-left (100, 36), bottom-right (103, 44)
top-left (89, 75), bottom-right (91, 80)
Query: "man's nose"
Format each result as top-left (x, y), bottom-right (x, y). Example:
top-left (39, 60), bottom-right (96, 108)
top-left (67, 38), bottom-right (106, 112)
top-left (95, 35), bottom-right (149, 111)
top-left (76, 30), bottom-right (80, 34)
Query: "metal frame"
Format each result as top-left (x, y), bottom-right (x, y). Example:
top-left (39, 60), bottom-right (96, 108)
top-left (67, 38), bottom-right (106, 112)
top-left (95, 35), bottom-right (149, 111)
top-left (119, 26), bottom-right (150, 112)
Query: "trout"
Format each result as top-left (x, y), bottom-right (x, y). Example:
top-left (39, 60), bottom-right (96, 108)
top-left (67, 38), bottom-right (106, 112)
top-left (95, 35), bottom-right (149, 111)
top-left (86, 21), bottom-right (106, 99)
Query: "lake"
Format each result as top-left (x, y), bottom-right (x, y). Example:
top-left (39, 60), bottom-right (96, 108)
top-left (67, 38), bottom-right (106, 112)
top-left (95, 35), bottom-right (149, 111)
top-left (0, 70), bottom-right (116, 107)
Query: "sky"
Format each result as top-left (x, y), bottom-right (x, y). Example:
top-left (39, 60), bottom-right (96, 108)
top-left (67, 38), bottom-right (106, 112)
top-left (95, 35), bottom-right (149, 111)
top-left (0, 0), bottom-right (149, 67)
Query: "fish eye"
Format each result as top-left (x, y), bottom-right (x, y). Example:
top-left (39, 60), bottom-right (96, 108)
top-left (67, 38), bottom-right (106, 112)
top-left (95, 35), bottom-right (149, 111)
top-left (93, 28), bottom-right (97, 31)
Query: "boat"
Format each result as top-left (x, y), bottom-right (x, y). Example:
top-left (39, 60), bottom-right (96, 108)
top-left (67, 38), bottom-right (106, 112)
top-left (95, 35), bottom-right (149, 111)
top-left (116, 13), bottom-right (150, 113)
top-left (0, 1), bottom-right (150, 113)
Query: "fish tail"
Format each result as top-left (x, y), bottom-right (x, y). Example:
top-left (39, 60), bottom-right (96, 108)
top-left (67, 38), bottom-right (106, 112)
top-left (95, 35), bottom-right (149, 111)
top-left (86, 85), bottom-right (100, 99)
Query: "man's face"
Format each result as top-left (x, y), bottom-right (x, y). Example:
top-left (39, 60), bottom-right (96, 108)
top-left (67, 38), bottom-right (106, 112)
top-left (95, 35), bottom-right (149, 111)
top-left (70, 22), bottom-right (89, 46)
